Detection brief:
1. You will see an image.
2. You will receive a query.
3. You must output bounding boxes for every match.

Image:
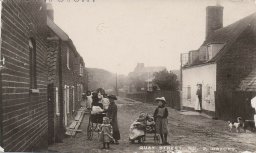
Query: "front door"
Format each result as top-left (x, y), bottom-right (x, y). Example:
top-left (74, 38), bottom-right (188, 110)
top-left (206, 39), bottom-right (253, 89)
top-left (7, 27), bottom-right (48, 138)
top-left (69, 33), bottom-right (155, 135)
top-left (47, 83), bottom-right (55, 144)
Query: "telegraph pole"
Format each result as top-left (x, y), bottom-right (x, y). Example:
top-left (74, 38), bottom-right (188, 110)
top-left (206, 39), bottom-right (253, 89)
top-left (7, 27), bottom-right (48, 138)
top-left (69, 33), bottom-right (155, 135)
top-left (116, 73), bottom-right (118, 96)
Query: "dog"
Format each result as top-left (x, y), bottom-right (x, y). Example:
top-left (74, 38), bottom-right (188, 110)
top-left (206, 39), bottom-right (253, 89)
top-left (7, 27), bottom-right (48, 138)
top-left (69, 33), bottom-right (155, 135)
top-left (228, 121), bottom-right (242, 133)
top-left (227, 117), bottom-right (243, 133)
top-left (228, 117), bottom-right (256, 133)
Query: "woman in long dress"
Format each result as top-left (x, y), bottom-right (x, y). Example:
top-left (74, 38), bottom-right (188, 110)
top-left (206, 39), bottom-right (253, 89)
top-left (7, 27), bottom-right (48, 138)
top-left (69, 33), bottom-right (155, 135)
top-left (107, 95), bottom-right (120, 144)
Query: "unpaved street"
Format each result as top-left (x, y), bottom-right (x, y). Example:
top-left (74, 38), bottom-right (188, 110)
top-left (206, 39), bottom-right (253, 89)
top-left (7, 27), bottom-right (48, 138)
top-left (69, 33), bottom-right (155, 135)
top-left (48, 98), bottom-right (256, 153)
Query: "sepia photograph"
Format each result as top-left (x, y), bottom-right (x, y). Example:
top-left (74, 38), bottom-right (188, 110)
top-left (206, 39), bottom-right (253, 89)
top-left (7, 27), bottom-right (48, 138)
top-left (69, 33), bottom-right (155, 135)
top-left (0, 0), bottom-right (256, 152)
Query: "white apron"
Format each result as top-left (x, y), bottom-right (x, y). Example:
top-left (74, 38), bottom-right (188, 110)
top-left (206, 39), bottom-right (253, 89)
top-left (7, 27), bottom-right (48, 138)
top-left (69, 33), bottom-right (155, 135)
top-left (194, 96), bottom-right (201, 111)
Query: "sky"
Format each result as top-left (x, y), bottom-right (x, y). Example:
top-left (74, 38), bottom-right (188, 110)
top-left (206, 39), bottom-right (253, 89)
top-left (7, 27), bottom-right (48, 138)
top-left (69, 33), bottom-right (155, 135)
top-left (49, 0), bottom-right (256, 75)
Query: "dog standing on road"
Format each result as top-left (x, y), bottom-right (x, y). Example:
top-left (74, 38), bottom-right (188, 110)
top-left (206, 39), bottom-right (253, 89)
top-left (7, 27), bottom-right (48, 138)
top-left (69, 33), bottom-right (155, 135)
top-left (228, 117), bottom-right (243, 133)
top-left (228, 117), bottom-right (256, 133)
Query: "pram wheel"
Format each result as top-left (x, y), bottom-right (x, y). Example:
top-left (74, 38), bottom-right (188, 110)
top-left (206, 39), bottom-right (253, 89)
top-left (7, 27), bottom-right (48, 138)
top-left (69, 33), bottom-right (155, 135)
top-left (87, 123), bottom-right (93, 140)
top-left (138, 136), bottom-right (145, 144)
top-left (154, 134), bottom-right (160, 145)
top-left (130, 139), bottom-right (135, 144)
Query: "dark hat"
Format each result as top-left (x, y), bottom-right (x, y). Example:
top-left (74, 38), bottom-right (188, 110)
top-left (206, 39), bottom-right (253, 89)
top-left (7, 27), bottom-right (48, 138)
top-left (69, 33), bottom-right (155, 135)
top-left (107, 95), bottom-right (117, 100)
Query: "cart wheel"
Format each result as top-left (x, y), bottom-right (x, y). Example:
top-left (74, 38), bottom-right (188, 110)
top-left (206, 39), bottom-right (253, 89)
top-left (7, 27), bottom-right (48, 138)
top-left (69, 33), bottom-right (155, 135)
top-left (154, 134), bottom-right (160, 145)
top-left (138, 136), bottom-right (145, 144)
top-left (87, 123), bottom-right (93, 140)
top-left (129, 138), bottom-right (135, 144)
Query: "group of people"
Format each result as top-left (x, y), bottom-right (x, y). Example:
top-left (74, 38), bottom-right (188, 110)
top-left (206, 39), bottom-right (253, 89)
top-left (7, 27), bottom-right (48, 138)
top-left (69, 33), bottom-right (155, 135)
top-left (83, 88), bottom-right (170, 149)
top-left (83, 88), bottom-right (120, 149)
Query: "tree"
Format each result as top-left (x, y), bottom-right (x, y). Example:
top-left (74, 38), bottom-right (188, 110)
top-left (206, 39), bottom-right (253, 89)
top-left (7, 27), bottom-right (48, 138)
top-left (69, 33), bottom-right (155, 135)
top-left (153, 69), bottom-right (179, 91)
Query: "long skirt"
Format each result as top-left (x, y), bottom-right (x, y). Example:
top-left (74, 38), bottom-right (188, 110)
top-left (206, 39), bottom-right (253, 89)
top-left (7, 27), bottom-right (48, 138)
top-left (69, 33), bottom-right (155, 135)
top-left (155, 117), bottom-right (168, 134)
top-left (194, 96), bottom-right (201, 111)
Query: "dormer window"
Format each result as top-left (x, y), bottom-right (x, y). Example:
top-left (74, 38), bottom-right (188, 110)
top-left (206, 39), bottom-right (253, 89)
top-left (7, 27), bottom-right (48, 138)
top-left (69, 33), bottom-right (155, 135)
top-left (206, 43), bottom-right (225, 60)
top-left (181, 53), bottom-right (189, 66)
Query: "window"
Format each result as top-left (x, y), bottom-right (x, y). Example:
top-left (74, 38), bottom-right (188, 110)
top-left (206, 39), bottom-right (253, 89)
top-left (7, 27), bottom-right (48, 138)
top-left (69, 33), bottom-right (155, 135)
top-left (207, 43), bottom-right (225, 60)
top-left (207, 86), bottom-right (211, 96)
top-left (56, 87), bottom-right (60, 116)
top-left (67, 47), bottom-right (70, 69)
top-left (181, 53), bottom-right (189, 66)
top-left (29, 38), bottom-right (37, 90)
top-left (79, 64), bottom-right (83, 76)
top-left (207, 45), bottom-right (213, 60)
top-left (67, 86), bottom-right (70, 114)
top-left (77, 84), bottom-right (83, 101)
top-left (187, 86), bottom-right (191, 100)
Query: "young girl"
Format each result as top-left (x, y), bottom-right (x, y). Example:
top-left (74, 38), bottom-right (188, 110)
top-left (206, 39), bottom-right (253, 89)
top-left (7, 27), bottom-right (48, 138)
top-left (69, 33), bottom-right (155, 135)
top-left (153, 97), bottom-right (169, 145)
top-left (99, 117), bottom-right (114, 149)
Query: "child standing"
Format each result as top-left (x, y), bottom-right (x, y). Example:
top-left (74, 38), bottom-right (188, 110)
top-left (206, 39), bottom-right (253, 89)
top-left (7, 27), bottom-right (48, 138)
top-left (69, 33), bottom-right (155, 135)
top-left (99, 117), bottom-right (114, 149)
top-left (153, 97), bottom-right (169, 145)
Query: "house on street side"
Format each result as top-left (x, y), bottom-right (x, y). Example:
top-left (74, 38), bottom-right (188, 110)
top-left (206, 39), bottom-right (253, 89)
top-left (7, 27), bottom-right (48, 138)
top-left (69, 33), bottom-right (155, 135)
top-left (0, 0), bottom-right (48, 151)
top-left (46, 4), bottom-right (88, 144)
top-left (181, 5), bottom-right (256, 120)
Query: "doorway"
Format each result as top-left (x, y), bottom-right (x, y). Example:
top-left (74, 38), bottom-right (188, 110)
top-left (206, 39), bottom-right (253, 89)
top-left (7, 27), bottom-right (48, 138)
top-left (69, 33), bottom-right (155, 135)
top-left (47, 83), bottom-right (55, 144)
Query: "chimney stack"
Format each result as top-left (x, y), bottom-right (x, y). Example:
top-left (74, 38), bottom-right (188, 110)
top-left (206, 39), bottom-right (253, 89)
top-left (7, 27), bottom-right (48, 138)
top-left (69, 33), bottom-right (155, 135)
top-left (206, 5), bottom-right (223, 39)
top-left (47, 3), bottom-right (54, 21)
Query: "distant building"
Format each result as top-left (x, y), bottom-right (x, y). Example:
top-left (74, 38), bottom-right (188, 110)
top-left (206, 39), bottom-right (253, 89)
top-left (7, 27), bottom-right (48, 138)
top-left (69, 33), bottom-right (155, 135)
top-left (181, 5), bottom-right (256, 120)
top-left (46, 4), bottom-right (87, 144)
top-left (128, 63), bottom-right (165, 93)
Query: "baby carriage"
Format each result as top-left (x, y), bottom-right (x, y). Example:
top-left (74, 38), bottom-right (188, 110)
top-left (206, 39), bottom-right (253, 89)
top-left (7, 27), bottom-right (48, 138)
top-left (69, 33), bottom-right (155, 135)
top-left (129, 113), bottom-right (160, 144)
top-left (87, 106), bottom-right (106, 140)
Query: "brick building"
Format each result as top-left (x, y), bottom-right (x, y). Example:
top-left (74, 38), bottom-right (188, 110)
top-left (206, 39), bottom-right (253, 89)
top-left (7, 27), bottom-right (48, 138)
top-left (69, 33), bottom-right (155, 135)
top-left (46, 4), bottom-right (87, 144)
top-left (181, 5), bottom-right (256, 120)
top-left (0, 0), bottom-right (48, 151)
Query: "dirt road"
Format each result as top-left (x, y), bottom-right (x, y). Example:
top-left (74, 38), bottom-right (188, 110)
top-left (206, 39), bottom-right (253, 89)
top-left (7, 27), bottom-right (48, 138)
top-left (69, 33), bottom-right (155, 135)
top-left (48, 98), bottom-right (256, 153)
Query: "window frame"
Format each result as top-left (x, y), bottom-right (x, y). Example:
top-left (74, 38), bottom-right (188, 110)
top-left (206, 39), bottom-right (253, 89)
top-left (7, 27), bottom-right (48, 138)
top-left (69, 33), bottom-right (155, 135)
top-left (67, 47), bottom-right (70, 70)
top-left (56, 87), bottom-right (60, 116)
top-left (187, 86), bottom-right (191, 100)
top-left (79, 64), bottom-right (83, 76)
top-left (29, 38), bottom-right (39, 93)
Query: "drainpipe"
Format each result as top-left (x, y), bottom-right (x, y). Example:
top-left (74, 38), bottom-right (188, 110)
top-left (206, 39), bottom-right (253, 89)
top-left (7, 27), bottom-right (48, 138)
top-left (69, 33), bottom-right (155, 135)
top-left (58, 39), bottom-right (64, 142)
top-left (180, 53), bottom-right (183, 111)
top-left (0, 0), bottom-right (3, 147)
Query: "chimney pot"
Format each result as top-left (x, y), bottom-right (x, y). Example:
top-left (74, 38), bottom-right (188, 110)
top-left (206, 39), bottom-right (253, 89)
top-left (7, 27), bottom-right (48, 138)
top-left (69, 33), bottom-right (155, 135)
top-left (206, 6), bottom-right (223, 39)
top-left (47, 3), bottom-right (54, 21)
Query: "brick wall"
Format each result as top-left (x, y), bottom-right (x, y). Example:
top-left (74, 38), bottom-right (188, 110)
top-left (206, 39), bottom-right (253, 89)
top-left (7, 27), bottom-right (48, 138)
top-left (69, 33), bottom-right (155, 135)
top-left (1, 0), bottom-right (48, 151)
top-left (216, 26), bottom-right (256, 120)
top-left (61, 43), bottom-right (85, 125)
top-left (47, 38), bottom-right (61, 143)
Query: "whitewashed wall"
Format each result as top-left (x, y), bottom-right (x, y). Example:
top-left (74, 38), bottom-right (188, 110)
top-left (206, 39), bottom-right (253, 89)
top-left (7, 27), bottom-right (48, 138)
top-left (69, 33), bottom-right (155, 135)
top-left (182, 64), bottom-right (216, 112)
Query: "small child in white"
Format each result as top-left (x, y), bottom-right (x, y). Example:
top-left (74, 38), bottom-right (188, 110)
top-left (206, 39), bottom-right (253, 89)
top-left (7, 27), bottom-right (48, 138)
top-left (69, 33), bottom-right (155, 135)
top-left (99, 117), bottom-right (114, 149)
top-left (0, 146), bottom-right (4, 152)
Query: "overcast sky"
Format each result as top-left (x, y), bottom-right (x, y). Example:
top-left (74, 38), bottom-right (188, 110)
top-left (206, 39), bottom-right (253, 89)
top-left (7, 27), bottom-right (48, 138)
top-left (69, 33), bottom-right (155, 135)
top-left (50, 0), bottom-right (256, 75)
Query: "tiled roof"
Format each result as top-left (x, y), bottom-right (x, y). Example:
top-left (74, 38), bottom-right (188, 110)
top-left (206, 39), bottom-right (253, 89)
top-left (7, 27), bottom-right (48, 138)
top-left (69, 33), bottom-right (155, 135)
top-left (47, 17), bottom-right (69, 41)
top-left (47, 16), bottom-right (80, 57)
top-left (204, 12), bottom-right (256, 62)
top-left (238, 68), bottom-right (256, 92)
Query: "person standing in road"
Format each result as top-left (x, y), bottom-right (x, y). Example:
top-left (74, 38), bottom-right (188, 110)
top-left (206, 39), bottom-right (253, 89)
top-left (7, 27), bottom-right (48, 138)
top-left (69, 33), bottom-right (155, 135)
top-left (153, 97), bottom-right (169, 145)
top-left (251, 96), bottom-right (256, 127)
top-left (196, 84), bottom-right (202, 112)
top-left (107, 95), bottom-right (120, 144)
top-left (85, 91), bottom-right (92, 110)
